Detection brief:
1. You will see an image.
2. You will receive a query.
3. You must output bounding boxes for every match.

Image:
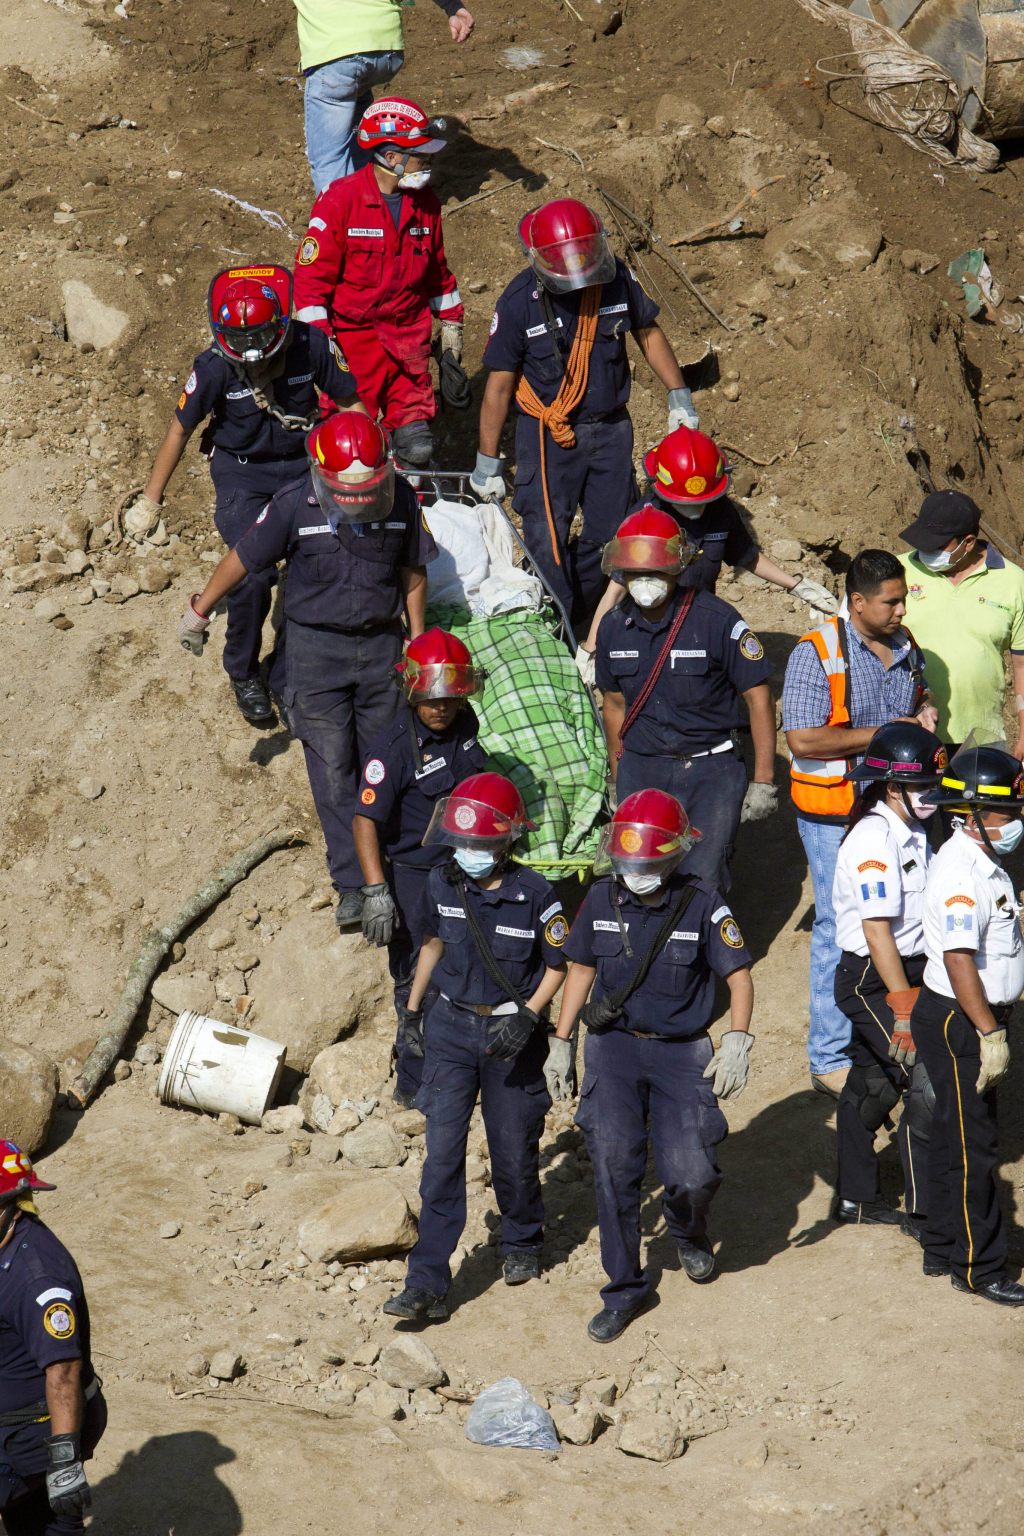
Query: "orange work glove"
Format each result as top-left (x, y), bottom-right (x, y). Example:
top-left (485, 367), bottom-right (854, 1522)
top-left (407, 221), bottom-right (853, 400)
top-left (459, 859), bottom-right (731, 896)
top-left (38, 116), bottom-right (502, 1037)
top-left (885, 987), bottom-right (921, 1069)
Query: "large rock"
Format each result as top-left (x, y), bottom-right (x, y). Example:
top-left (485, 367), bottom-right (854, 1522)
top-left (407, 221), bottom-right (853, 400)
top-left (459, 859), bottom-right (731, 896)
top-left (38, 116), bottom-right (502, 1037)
top-left (428, 1447), bottom-right (523, 1506)
top-left (248, 913), bottom-right (390, 1075)
top-left (341, 1119), bottom-right (405, 1170)
top-left (0, 1039), bottom-right (58, 1154)
top-left (61, 281), bottom-right (130, 352)
top-left (297, 1178), bottom-right (417, 1263)
top-left (617, 1412), bottom-right (685, 1463)
top-left (378, 1336), bottom-right (446, 1391)
top-left (150, 972), bottom-right (216, 1018)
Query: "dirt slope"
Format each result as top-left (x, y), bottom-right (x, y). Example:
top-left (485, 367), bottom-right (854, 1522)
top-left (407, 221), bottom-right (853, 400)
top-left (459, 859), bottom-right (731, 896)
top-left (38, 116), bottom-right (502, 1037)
top-left (2, 1), bottom-right (1024, 1532)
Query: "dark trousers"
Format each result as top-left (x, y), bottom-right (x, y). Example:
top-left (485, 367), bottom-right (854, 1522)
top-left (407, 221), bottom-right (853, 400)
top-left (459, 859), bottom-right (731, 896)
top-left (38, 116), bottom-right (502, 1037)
top-left (406, 996), bottom-right (550, 1296)
top-left (618, 745), bottom-right (747, 894)
top-left (388, 861), bottom-right (439, 1099)
top-left (211, 453), bottom-right (304, 688)
top-left (834, 952), bottom-right (930, 1212)
top-left (285, 623), bottom-right (402, 894)
top-left (911, 984), bottom-right (1007, 1287)
top-left (575, 1029), bottom-right (728, 1311)
top-left (0, 1389), bottom-right (106, 1536)
top-left (513, 411), bottom-right (637, 624)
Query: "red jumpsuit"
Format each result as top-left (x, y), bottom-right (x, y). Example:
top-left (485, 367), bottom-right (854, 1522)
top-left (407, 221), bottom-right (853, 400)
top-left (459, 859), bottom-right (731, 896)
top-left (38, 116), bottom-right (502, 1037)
top-left (293, 164), bottom-right (463, 430)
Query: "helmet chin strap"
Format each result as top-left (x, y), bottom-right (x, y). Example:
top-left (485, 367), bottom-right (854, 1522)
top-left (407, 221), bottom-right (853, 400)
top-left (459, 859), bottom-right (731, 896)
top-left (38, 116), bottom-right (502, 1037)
top-left (967, 808), bottom-right (999, 857)
top-left (0, 1203), bottom-right (19, 1247)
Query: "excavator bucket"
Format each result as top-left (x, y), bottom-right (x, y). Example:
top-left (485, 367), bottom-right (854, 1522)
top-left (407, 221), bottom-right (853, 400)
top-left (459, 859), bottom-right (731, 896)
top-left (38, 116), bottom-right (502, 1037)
top-left (847, 0), bottom-right (1024, 137)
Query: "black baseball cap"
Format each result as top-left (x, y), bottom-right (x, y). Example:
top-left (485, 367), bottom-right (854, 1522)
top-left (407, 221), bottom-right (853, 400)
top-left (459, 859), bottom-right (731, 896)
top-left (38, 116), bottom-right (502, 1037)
top-left (899, 490), bottom-right (981, 552)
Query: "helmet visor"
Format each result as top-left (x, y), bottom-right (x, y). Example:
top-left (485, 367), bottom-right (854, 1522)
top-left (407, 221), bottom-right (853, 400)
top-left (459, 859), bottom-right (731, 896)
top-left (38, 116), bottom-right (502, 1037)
top-left (601, 531), bottom-right (690, 577)
top-left (310, 459), bottom-right (395, 524)
top-left (403, 661), bottom-right (485, 701)
top-left (529, 232), bottom-right (616, 293)
top-left (594, 817), bottom-right (699, 876)
top-left (422, 793), bottom-right (534, 850)
top-left (215, 317), bottom-right (284, 364)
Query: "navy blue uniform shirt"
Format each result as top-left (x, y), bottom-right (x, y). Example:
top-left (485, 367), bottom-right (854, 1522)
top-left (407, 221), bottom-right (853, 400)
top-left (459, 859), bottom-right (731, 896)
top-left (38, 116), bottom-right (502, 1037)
top-left (483, 259), bottom-right (659, 420)
top-left (615, 493), bottom-right (757, 594)
top-left (423, 863), bottom-right (568, 1006)
top-left (565, 873), bottom-right (752, 1038)
top-left (235, 474), bottom-right (436, 630)
top-left (595, 587), bottom-right (773, 756)
top-left (175, 323), bottom-right (356, 461)
top-left (356, 705), bottom-right (488, 867)
top-left (0, 1216), bottom-right (94, 1414)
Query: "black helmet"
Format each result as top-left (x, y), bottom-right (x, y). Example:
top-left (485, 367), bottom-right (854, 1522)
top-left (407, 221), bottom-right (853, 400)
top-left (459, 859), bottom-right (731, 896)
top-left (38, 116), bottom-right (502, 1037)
top-left (923, 742), bottom-right (1024, 810)
top-left (847, 722), bottom-right (948, 785)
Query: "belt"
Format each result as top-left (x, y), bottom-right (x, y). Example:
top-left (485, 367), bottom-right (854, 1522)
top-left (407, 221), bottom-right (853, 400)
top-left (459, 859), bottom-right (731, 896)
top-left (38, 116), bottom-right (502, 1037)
top-left (440, 994), bottom-right (518, 1019)
top-left (677, 739), bottom-right (736, 763)
top-left (0, 1376), bottom-right (100, 1428)
top-left (624, 1029), bottom-right (674, 1040)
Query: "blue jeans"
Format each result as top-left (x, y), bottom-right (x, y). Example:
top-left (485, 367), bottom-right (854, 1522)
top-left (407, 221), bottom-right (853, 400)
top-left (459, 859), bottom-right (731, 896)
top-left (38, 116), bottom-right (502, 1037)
top-left (796, 815), bottom-right (851, 1075)
top-left (304, 50), bottom-right (405, 193)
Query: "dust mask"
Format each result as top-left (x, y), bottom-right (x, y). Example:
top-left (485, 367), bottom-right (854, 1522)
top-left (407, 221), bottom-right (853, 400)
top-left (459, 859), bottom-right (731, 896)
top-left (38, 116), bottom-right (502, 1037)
top-left (627, 576), bottom-right (670, 609)
top-left (916, 538), bottom-right (965, 572)
top-left (398, 169), bottom-right (431, 191)
top-left (454, 847), bottom-right (497, 878)
top-left (621, 870), bottom-right (663, 895)
top-left (907, 791), bottom-right (937, 821)
top-left (992, 820), bottom-right (1024, 857)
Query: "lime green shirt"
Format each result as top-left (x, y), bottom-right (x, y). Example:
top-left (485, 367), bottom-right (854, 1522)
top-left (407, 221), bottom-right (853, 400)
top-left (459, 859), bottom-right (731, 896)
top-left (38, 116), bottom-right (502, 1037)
top-left (900, 546), bottom-right (1024, 744)
top-left (294, 0), bottom-right (406, 72)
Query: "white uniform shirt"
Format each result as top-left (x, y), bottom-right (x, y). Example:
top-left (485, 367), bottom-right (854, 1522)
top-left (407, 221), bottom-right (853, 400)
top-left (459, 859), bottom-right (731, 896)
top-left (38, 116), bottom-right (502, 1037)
top-left (832, 803), bottom-right (931, 957)
top-left (922, 827), bottom-right (1024, 1003)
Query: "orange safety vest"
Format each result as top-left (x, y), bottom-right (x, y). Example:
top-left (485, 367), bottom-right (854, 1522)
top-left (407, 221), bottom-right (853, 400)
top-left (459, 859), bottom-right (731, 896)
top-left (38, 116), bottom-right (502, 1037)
top-left (789, 616), bottom-right (926, 819)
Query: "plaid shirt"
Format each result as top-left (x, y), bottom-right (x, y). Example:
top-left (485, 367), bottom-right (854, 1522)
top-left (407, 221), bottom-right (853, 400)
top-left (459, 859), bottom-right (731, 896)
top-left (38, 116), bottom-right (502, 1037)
top-left (782, 619), bottom-right (924, 733)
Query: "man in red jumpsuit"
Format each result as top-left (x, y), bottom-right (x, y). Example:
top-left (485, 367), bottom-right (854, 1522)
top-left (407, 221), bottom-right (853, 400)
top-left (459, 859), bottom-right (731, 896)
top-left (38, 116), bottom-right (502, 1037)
top-left (293, 96), bottom-right (463, 468)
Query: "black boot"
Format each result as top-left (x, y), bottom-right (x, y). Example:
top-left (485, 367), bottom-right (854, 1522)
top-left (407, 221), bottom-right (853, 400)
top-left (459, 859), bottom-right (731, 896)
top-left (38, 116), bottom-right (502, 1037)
top-left (951, 1274), bottom-right (1024, 1306)
top-left (677, 1236), bottom-right (716, 1282)
top-left (383, 1286), bottom-right (448, 1321)
top-left (232, 676), bottom-right (274, 724)
top-left (834, 1198), bottom-right (902, 1226)
top-left (503, 1250), bottom-right (541, 1286)
top-left (587, 1301), bottom-right (645, 1343)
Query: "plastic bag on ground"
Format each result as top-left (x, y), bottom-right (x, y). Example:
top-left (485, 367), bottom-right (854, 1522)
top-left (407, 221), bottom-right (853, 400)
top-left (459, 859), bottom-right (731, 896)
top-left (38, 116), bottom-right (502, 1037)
top-left (464, 1376), bottom-right (560, 1451)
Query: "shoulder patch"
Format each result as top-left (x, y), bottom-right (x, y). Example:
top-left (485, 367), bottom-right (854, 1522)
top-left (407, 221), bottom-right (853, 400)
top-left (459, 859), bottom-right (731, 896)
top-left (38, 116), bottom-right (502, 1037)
top-left (360, 788), bottom-right (376, 805)
top-left (364, 758), bottom-right (386, 785)
top-left (710, 904), bottom-right (732, 924)
top-left (178, 391), bottom-right (187, 410)
top-left (720, 917), bottom-right (745, 949)
top-left (489, 311), bottom-right (499, 336)
top-left (36, 1287), bottom-right (73, 1307)
top-left (184, 370), bottom-right (197, 395)
top-left (43, 1302), bottom-right (76, 1340)
top-left (945, 894), bottom-right (976, 908)
top-left (298, 235), bottom-right (319, 265)
top-left (545, 914), bottom-right (568, 947)
top-left (310, 216), bottom-right (327, 232)
top-left (857, 859), bottom-right (888, 874)
top-left (738, 630), bottom-right (764, 661)
top-left (729, 619), bottom-right (747, 641)
top-left (255, 504), bottom-right (270, 525)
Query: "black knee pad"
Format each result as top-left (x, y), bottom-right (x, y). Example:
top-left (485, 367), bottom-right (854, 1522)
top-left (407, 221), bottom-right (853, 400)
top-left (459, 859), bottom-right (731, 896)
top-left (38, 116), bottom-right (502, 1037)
top-left (904, 1060), bottom-right (935, 1138)
top-left (847, 1062), bottom-right (900, 1133)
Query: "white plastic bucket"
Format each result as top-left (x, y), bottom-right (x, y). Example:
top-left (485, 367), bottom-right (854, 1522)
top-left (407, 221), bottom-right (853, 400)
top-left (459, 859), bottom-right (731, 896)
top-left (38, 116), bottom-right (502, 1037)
top-left (158, 1011), bottom-right (286, 1125)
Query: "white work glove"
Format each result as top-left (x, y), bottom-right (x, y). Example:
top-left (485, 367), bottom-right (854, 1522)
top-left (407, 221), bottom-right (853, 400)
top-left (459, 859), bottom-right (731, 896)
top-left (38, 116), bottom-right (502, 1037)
top-left (741, 781), bottom-right (777, 822)
top-left (544, 1036), bottom-right (573, 1100)
top-left (976, 1027), bottom-right (1010, 1095)
top-left (791, 576), bottom-right (839, 614)
top-left (703, 1031), bottom-right (754, 1100)
top-left (46, 1435), bottom-right (90, 1520)
top-left (574, 645), bottom-right (596, 687)
top-left (470, 451), bottom-right (506, 501)
top-left (124, 492), bottom-right (162, 540)
top-left (667, 386), bottom-right (699, 431)
top-left (440, 320), bottom-right (463, 363)
top-left (177, 595), bottom-right (211, 657)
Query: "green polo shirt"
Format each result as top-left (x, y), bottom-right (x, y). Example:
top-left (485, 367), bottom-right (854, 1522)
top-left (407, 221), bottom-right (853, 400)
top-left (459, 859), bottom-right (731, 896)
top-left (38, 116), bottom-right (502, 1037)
top-left (294, 0), bottom-right (405, 73)
top-left (900, 545), bottom-right (1024, 743)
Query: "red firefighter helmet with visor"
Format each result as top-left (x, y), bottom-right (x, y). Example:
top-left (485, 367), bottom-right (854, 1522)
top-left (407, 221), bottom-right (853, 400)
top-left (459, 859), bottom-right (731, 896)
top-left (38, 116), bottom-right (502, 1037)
top-left (601, 505), bottom-right (691, 577)
top-left (208, 265), bottom-right (292, 365)
top-left (357, 97), bottom-right (449, 156)
top-left (424, 772), bottom-right (536, 851)
top-left (643, 425), bottom-right (731, 506)
top-left (306, 412), bottom-right (395, 524)
top-left (397, 627), bottom-right (485, 702)
top-left (518, 198), bottom-right (616, 294)
top-left (603, 788), bottom-right (700, 876)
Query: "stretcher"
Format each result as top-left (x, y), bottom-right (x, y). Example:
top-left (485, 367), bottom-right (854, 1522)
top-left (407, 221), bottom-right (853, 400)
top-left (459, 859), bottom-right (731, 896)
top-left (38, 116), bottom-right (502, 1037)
top-left (416, 470), bottom-right (607, 880)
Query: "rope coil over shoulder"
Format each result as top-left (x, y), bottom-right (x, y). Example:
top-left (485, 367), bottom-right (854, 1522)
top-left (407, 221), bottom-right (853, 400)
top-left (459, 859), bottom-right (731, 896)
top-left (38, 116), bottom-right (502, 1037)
top-left (514, 286), bottom-right (601, 568)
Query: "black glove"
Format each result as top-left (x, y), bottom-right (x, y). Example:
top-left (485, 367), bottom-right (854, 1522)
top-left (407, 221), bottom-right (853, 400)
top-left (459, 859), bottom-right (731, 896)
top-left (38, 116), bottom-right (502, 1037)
top-left (485, 1006), bottom-right (539, 1060)
top-left (580, 997), bottom-right (621, 1035)
top-left (46, 1434), bottom-right (90, 1519)
top-left (361, 883), bottom-right (397, 946)
top-left (396, 1004), bottom-right (424, 1059)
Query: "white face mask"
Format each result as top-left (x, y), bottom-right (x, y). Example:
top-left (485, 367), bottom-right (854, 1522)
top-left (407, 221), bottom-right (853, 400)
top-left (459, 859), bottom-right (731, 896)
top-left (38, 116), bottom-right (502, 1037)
top-left (398, 169), bottom-right (431, 190)
top-left (621, 870), bottom-right (663, 895)
top-left (675, 505), bottom-right (704, 521)
top-left (627, 575), bottom-right (670, 609)
top-left (991, 820), bottom-right (1024, 857)
top-left (454, 846), bottom-right (497, 879)
top-left (907, 791), bottom-right (937, 821)
top-left (916, 538), bottom-right (966, 572)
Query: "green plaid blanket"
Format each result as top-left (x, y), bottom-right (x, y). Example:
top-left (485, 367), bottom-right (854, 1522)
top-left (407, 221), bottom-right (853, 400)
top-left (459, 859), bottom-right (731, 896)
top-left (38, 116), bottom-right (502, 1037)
top-left (428, 603), bottom-right (607, 865)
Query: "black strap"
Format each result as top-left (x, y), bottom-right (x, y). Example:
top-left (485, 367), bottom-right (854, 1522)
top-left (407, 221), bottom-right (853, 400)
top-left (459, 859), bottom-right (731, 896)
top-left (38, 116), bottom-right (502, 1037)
top-left (0, 1398), bottom-right (49, 1427)
top-left (613, 885), bottom-right (633, 958)
top-left (537, 286), bottom-right (569, 365)
top-left (403, 703), bottom-right (424, 773)
top-left (450, 865), bottom-right (527, 1009)
top-left (605, 880), bottom-right (700, 1014)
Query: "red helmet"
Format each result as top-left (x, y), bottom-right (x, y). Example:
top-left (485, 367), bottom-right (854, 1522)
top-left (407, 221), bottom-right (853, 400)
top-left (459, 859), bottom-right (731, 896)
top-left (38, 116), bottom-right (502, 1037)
top-left (398, 627), bottom-right (484, 702)
top-left (208, 265), bottom-right (291, 364)
top-left (519, 199), bottom-right (616, 293)
top-left (357, 97), bottom-right (449, 156)
top-left (643, 426), bottom-right (731, 507)
top-left (0, 1141), bottom-right (56, 1211)
top-left (307, 412), bottom-right (395, 523)
top-left (601, 506), bottom-right (692, 577)
top-left (604, 789), bottom-right (700, 875)
top-left (425, 772), bottom-right (536, 850)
